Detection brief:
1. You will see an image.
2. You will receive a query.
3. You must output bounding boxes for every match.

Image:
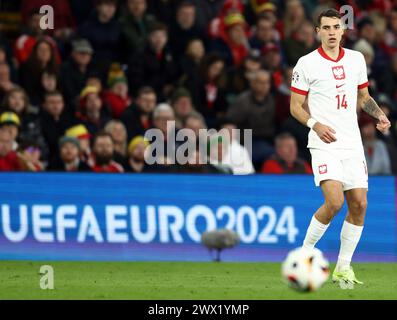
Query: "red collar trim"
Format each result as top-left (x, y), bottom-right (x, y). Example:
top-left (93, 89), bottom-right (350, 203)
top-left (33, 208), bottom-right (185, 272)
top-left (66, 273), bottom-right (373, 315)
top-left (317, 46), bottom-right (345, 62)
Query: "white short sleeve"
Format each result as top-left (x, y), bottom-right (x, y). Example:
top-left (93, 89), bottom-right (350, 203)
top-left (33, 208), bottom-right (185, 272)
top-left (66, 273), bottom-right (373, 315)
top-left (291, 58), bottom-right (309, 95)
top-left (357, 53), bottom-right (369, 89)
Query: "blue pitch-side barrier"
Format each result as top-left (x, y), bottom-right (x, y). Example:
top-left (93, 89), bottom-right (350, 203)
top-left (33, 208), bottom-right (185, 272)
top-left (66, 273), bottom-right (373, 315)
top-left (0, 173), bottom-right (396, 262)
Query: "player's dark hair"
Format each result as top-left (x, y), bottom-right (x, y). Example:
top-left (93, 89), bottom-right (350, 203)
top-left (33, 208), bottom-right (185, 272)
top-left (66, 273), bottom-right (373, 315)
top-left (317, 8), bottom-right (341, 27)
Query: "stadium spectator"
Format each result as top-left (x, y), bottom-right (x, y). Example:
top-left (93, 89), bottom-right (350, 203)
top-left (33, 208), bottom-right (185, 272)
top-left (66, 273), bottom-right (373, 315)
top-left (91, 131), bottom-right (124, 173)
top-left (120, 0), bottom-right (157, 59)
top-left (0, 62), bottom-right (17, 103)
top-left (360, 114), bottom-right (391, 175)
top-left (353, 38), bottom-right (377, 93)
top-left (65, 124), bottom-right (92, 165)
top-left (79, 0), bottom-right (121, 73)
top-left (121, 86), bottom-right (156, 140)
top-left (1, 87), bottom-right (47, 158)
top-left (40, 92), bottom-right (74, 164)
top-left (0, 128), bottom-right (36, 171)
top-left (186, 53), bottom-right (228, 128)
top-left (104, 119), bottom-right (128, 163)
top-left (211, 12), bottom-right (249, 67)
top-left (16, 140), bottom-right (44, 171)
top-left (206, 134), bottom-right (233, 173)
top-left (249, 14), bottom-right (280, 52)
top-left (171, 87), bottom-right (195, 129)
top-left (226, 69), bottom-right (275, 167)
top-left (127, 22), bottom-right (178, 100)
top-left (261, 132), bottom-right (312, 174)
top-left (192, 0), bottom-right (225, 34)
top-left (169, 1), bottom-right (205, 60)
top-left (49, 136), bottom-right (91, 172)
top-left (60, 38), bottom-right (95, 108)
top-left (125, 135), bottom-right (149, 173)
top-left (76, 85), bottom-right (111, 136)
top-left (219, 118), bottom-right (255, 175)
top-left (19, 37), bottom-right (60, 103)
top-left (279, 0), bottom-right (308, 40)
top-left (261, 42), bottom-right (284, 89)
top-left (0, 111), bottom-right (20, 150)
top-left (283, 20), bottom-right (317, 66)
top-left (226, 52), bottom-right (262, 102)
top-left (103, 63), bottom-right (132, 119)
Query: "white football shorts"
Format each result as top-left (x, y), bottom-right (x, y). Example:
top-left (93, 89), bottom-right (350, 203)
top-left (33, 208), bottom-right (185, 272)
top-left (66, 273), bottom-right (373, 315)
top-left (310, 148), bottom-right (368, 191)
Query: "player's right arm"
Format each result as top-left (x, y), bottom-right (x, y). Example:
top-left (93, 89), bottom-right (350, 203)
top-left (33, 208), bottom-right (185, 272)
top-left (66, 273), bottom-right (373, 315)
top-left (290, 91), bottom-right (337, 144)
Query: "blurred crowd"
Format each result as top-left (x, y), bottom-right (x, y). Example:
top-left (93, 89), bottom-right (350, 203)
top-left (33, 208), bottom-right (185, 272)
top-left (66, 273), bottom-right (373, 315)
top-left (0, 0), bottom-right (397, 175)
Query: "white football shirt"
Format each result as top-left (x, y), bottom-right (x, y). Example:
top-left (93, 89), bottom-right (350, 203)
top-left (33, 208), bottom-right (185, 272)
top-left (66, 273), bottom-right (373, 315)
top-left (291, 47), bottom-right (368, 151)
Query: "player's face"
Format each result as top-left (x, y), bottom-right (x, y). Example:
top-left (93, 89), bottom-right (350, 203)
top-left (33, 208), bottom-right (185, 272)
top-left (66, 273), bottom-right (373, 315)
top-left (317, 17), bottom-right (344, 49)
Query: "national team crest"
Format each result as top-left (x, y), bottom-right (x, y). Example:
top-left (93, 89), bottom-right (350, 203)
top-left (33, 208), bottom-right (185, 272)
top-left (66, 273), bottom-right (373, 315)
top-left (318, 164), bottom-right (327, 174)
top-left (332, 66), bottom-right (345, 80)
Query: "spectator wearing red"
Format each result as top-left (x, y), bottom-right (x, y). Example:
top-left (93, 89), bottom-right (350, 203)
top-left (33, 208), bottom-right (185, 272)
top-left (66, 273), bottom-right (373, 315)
top-left (103, 63), bottom-right (132, 119)
top-left (0, 128), bottom-right (22, 171)
top-left (0, 111), bottom-right (21, 151)
top-left (211, 12), bottom-right (249, 67)
top-left (19, 37), bottom-right (60, 102)
top-left (261, 132), bottom-right (312, 174)
top-left (90, 131), bottom-right (124, 173)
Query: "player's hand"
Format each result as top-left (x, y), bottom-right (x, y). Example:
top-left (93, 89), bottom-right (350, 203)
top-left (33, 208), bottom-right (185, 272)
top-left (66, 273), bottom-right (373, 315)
top-left (313, 122), bottom-right (337, 144)
top-left (376, 115), bottom-right (391, 134)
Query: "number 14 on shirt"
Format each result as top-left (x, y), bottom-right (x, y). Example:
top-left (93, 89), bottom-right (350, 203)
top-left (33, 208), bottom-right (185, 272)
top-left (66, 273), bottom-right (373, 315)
top-left (336, 94), bottom-right (348, 109)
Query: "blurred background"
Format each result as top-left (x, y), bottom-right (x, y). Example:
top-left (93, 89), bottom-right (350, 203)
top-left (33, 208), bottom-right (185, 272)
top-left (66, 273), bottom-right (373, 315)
top-left (0, 0), bottom-right (396, 263)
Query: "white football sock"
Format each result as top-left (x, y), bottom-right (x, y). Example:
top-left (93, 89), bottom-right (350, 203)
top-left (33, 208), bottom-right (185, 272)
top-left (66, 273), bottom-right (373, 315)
top-left (336, 221), bottom-right (363, 271)
top-left (302, 215), bottom-right (330, 250)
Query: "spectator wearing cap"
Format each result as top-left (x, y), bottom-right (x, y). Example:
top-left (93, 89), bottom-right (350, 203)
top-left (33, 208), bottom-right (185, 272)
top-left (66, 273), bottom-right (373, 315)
top-left (211, 12), bottom-right (250, 67)
top-left (226, 69), bottom-right (275, 168)
top-left (40, 91), bottom-right (75, 164)
top-left (169, 1), bottom-right (206, 61)
top-left (359, 113), bottom-right (391, 175)
top-left (76, 85), bottom-right (111, 136)
top-left (90, 131), bottom-right (124, 173)
top-left (103, 63), bottom-right (132, 119)
top-left (248, 1), bottom-right (278, 25)
top-left (261, 132), bottom-right (312, 174)
top-left (125, 135), bottom-right (149, 172)
top-left (119, 0), bottom-right (157, 59)
top-left (171, 87), bottom-right (195, 129)
top-left (79, 0), bottom-right (121, 72)
top-left (65, 124), bottom-right (92, 164)
top-left (49, 136), bottom-right (92, 172)
top-left (128, 22), bottom-right (178, 101)
top-left (226, 52), bottom-right (262, 102)
top-left (219, 118), bottom-right (255, 174)
top-left (0, 111), bottom-right (20, 151)
top-left (121, 86), bottom-right (156, 140)
top-left (60, 38), bottom-right (96, 107)
top-left (104, 120), bottom-right (128, 165)
top-left (1, 87), bottom-right (47, 159)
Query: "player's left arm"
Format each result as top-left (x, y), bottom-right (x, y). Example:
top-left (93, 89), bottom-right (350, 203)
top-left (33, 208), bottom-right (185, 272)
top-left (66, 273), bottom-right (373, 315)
top-left (357, 87), bottom-right (391, 133)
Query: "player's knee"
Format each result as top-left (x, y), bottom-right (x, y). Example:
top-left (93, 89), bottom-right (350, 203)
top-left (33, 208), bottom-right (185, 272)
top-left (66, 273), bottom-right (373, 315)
top-left (326, 198), bottom-right (344, 214)
top-left (350, 199), bottom-right (367, 213)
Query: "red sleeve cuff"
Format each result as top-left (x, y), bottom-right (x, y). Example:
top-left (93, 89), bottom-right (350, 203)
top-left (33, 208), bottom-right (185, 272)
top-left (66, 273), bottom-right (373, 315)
top-left (291, 86), bottom-right (308, 96)
top-left (358, 81), bottom-right (369, 89)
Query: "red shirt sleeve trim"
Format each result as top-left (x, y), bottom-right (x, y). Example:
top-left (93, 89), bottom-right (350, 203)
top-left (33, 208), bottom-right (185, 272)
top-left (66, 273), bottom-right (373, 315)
top-left (358, 81), bottom-right (369, 89)
top-left (291, 86), bottom-right (308, 96)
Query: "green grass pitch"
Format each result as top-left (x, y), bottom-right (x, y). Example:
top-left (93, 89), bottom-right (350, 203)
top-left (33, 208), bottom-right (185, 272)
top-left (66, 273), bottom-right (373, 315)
top-left (1, 261), bottom-right (397, 300)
